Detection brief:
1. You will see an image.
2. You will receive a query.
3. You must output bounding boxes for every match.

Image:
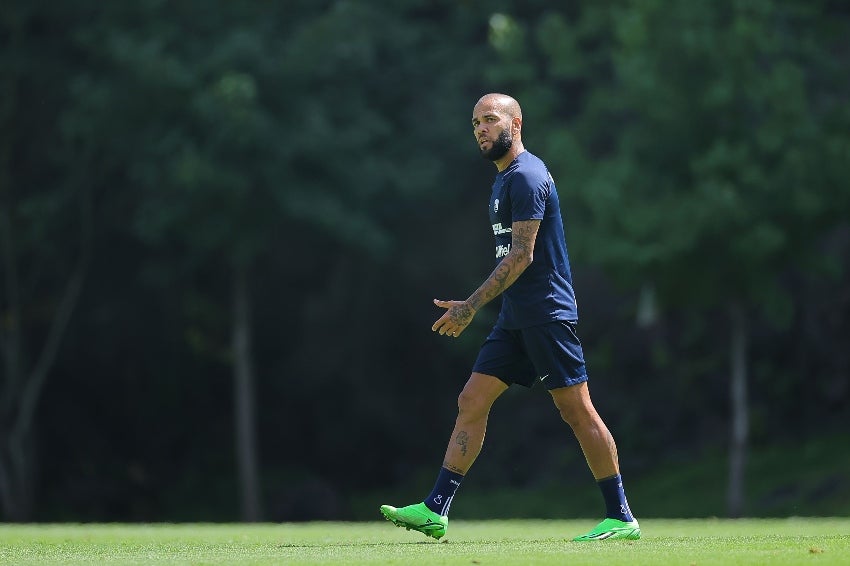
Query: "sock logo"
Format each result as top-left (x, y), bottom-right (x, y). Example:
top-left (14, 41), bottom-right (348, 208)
top-left (433, 495), bottom-right (443, 505)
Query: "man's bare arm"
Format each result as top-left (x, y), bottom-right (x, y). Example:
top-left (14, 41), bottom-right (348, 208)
top-left (432, 219), bottom-right (541, 337)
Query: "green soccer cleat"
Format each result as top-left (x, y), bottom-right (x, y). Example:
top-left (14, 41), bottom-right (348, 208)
top-left (380, 502), bottom-right (448, 540)
top-left (572, 517), bottom-right (641, 541)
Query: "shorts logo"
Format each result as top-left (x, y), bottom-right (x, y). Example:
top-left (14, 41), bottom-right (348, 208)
top-left (494, 198), bottom-right (499, 213)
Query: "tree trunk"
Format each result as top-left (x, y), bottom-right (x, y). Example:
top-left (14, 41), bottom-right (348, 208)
top-left (0, 45), bottom-right (93, 515)
top-left (727, 303), bottom-right (749, 517)
top-left (232, 262), bottom-right (262, 521)
top-left (0, 181), bottom-right (92, 521)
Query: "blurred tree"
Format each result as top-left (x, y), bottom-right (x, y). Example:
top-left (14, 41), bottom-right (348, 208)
top-left (13, 0), bottom-right (491, 520)
top-left (487, 0), bottom-right (850, 516)
top-left (0, 3), bottom-right (97, 521)
top-left (2, 0), bottom-right (848, 522)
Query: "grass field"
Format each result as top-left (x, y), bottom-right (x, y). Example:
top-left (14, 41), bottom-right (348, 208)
top-left (1, 518), bottom-right (849, 565)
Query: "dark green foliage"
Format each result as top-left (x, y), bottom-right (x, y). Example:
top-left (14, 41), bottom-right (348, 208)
top-left (0, 0), bottom-right (848, 521)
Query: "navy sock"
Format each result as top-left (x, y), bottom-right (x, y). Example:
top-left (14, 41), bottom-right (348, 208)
top-left (598, 473), bottom-right (634, 522)
top-left (424, 467), bottom-right (464, 516)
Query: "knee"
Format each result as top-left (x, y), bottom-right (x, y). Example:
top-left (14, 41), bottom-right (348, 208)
top-left (555, 404), bottom-right (577, 428)
top-left (457, 387), bottom-right (489, 419)
top-left (555, 402), bottom-right (594, 430)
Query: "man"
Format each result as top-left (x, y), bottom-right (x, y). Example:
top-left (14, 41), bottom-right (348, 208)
top-left (380, 93), bottom-right (640, 542)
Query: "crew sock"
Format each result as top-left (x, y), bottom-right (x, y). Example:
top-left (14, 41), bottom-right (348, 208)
top-left (424, 467), bottom-right (464, 516)
top-left (598, 473), bottom-right (634, 522)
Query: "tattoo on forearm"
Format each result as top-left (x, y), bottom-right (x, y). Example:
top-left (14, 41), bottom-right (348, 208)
top-left (469, 220), bottom-right (539, 310)
top-left (456, 430), bottom-right (469, 456)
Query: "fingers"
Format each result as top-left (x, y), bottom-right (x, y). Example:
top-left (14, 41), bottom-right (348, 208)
top-left (432, 299), bottom-right (469, 337)
top-left (432, 313), bottom-right (449, 334)
top-left (432, 312), bottom-right (464, 337)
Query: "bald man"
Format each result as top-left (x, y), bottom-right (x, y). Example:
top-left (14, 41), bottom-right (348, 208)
top-left (380, 94), bottom-right (640, 542)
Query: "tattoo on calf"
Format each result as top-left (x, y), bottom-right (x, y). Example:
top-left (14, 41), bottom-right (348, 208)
top-left (456, 430), bottom-right (469, 456)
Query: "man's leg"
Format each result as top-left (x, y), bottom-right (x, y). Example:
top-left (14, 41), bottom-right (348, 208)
top-left (380, 372), bottom-right (507, 539)
top-left (442, 372), bottom-right (509, 474)
top-left (550, 382), bottom-right (640, 541)
top-left (550, 382), bottom-right (619, 479)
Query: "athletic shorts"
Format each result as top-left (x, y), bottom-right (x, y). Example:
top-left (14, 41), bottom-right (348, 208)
top-left (471, 320), bottom-right (588, 390)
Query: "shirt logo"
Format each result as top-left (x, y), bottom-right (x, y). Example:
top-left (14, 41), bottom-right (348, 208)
top-left (496, 244), bottom-right (511, 258)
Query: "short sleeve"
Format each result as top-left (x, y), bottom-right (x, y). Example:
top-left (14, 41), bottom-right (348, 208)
top-left (509, 169), bottom-right (550, 222)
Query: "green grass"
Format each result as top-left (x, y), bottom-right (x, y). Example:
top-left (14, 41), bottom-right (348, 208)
top-left (1, 519), bottom-right (849, 565)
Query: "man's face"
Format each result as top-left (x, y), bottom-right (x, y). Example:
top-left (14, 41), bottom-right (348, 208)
top-left (480, 130), bottom-right (513, 161)
top-left (472, 104), bottom-right (514, 162)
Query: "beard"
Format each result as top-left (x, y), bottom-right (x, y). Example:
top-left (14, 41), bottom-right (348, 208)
top-left (480, 129), bottom-right (513, 161)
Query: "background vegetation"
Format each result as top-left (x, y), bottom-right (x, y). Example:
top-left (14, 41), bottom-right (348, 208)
top-left (1, 0), bottom-right (848, 522)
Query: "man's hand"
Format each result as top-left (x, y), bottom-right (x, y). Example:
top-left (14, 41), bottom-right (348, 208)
top-left (432, 299), bottom-right (476, 338)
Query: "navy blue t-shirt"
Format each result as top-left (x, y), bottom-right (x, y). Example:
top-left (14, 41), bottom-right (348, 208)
top-left (488, 151), bottom-right (578, 329)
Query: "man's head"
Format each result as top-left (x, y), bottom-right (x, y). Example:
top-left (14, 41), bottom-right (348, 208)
top-left (472, 93), bottom-right (524, 168)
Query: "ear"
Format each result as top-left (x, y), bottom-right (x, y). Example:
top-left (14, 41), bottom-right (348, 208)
top-left (512, 117), bottom-right (522, 134)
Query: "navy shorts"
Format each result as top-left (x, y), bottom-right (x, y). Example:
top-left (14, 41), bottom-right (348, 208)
top-left (471, 321), bottom-right (588, 390)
